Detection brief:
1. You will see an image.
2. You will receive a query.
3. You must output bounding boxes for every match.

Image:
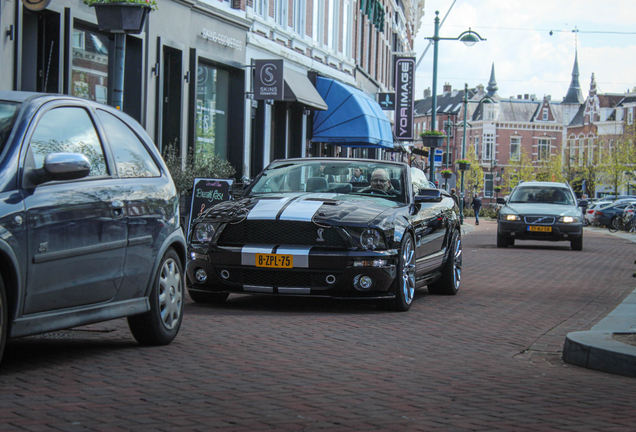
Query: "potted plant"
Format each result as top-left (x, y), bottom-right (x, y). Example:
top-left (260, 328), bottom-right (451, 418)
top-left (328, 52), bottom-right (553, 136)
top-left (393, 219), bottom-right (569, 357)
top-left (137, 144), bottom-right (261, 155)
top-left (420, 130), bottom-right (446, 148)
top-left (456, 158), bottom-right (471, 171)
top-left (440, 169), bottom-right (453, 179)
top-left (84, 0), bottom-right (157, 34)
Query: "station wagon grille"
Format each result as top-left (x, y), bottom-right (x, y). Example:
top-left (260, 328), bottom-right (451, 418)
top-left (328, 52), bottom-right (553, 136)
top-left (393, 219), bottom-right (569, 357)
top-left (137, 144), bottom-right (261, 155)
top-left (217, 221), bottom-right (348, 247)
top-left (220, 268), bottom-right (340, 288)
top-left (524, 216), bottom-right (555, 225)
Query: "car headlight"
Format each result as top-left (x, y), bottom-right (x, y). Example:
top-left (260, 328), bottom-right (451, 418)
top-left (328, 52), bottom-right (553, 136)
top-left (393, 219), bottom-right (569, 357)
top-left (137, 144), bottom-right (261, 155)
top-left (501, 213), bottom-right (520, 221)
top-left (193, 222), bottom-right (216, 243)
top-left (559, 216), bottom-right (579, 223)
top-left (360, 229), bottom-right (383, 250)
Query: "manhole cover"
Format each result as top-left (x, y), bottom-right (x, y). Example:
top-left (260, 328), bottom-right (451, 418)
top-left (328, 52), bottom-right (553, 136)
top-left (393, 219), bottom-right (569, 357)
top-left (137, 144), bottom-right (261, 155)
top-left (26, 329), bottom-right (115, 339)
top-left (612, 333), bottom-right (636, 347)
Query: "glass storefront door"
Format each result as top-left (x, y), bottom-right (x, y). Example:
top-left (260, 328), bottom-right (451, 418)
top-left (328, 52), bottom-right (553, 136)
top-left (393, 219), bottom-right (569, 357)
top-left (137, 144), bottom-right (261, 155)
top-left (195, 63), bottom-right (229, 160)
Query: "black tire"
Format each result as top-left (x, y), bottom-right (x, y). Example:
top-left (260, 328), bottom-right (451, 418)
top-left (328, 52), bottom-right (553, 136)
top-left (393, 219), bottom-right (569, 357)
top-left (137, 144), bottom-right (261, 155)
top-left (387, 233), bottom-right (416, 312)
top-left (428, 231), bottom-right (462, 295)
top-left (571, 235), bottom-right (583, 251)
top-left (496, 232), bottom-right (508, 248)
top-left (608, 216), bottom-right (620, 233)
top-left (128, 248), bottom-right (183, 346)
top-left (0, 274), bottom-right (7, 366)
top-left (188, 290), bottom-right (229, 304)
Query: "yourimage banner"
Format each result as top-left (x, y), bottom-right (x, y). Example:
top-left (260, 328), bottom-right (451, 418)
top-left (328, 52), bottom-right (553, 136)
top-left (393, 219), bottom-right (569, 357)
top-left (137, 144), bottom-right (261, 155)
top-left (393, 56), bottom-right (415, 141)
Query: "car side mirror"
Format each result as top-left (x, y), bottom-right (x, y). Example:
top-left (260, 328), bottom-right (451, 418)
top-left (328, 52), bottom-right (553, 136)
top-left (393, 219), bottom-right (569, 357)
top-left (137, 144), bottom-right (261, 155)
top-left (496, 197), bottom-right (506, 205)
top-left (31, 153), bottom-right (91, 185)
top-left (414, 188), bottom-right (443, 203)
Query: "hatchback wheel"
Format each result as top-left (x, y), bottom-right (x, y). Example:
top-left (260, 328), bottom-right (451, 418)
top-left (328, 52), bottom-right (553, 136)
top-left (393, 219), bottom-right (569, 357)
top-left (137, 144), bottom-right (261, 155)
top-left (128, 248), bottom-right (183, 345)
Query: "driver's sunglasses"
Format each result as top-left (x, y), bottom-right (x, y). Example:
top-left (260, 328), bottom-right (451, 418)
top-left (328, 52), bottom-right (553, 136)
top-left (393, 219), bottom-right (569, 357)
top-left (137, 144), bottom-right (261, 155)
top-left (371, 178), bottom-right (388, 183)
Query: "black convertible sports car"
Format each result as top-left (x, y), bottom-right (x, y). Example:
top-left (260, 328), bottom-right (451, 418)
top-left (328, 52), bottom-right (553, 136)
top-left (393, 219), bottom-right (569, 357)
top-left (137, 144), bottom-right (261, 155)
top-left (186, 158), bottom-right (462, 311)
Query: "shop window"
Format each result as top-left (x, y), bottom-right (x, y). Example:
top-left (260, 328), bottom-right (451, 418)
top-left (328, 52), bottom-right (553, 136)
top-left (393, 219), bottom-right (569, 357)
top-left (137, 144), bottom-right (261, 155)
top-left (195, 63), bottom-right (229, 160)
top-left (71, 26), bottom-right (109, 103)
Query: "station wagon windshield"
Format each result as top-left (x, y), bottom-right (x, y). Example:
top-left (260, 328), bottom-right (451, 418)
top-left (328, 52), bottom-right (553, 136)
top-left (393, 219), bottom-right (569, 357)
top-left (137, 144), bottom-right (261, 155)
top-left (509, 186), bottom-right (575, 205)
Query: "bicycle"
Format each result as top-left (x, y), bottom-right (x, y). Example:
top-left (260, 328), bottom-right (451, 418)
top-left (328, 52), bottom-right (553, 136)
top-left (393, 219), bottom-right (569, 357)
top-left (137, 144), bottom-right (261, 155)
top-left (608, 215), bottom-right (625, 233)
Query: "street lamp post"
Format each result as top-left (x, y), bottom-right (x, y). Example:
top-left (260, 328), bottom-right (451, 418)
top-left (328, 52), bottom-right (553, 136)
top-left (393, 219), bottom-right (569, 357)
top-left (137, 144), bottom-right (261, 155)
top-left (444, 118), bottom-right (453, 190)
top-left (426, 11), bottom-right (485, 185)
top-left (459, 83), bottom-right (469, 224)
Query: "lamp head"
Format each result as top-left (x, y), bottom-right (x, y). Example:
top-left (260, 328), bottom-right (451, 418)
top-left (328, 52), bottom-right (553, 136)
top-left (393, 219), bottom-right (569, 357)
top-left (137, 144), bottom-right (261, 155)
top-left (458, 28), bottom-right (485, 47)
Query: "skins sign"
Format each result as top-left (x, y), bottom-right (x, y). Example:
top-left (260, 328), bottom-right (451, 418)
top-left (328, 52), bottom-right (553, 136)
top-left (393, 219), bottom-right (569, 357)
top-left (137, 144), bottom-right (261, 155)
top-left (394, 57), bottom-right (415, 141)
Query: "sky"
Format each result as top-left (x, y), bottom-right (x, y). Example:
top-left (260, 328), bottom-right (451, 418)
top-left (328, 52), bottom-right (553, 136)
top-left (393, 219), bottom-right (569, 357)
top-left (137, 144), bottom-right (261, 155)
top-left (412, 0), bottom-right (636, 102)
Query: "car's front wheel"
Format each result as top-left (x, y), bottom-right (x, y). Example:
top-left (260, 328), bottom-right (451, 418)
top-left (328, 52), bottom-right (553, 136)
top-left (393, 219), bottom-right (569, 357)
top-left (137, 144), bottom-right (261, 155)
top-left (188, 290), bottom-right (229, 304)
top-left (128, 248), bottom-right (183, 345)
top-left (428, 231), bottom-right (462, 295)
top-left (387, 233), bottom-right (415, 312)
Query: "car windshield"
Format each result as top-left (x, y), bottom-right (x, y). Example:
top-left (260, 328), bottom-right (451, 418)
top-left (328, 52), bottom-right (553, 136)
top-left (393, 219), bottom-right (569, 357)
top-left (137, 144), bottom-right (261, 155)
top-left (0, 101), bottom-right (20, 161)
top-left (246, 159), bottom-right (408, 203)
top-left (509, 185), bottom-right (575, 205)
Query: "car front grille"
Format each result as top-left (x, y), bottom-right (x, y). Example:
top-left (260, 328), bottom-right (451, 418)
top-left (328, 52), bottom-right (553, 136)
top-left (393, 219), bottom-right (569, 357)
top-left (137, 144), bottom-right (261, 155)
top-left (219, 268), bottom-right (340, 288)
top-left (217, 220), bottom-right (348, 247)
top-left (524, 216), bottom-right (555, 225)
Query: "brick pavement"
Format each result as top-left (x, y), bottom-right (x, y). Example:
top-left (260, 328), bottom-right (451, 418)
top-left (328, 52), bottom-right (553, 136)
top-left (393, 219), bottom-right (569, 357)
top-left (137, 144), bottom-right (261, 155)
top-left (0, 220), bottom-right (635, 431)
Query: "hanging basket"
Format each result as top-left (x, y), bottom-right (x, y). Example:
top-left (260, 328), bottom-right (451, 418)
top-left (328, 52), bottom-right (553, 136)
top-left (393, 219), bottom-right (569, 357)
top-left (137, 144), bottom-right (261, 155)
top-left (421, 135), bottom-right (445, 148)
top-left (456, 162), bottom-right (471, 171)
top-left (91, 3), bottom-right (150, 34)
top-left (441, 172), bottom-right (453, 179)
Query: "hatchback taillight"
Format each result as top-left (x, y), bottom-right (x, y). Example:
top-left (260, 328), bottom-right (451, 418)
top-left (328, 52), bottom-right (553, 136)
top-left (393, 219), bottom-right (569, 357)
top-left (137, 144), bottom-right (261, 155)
top-left (594, 211), bottom-right (603, 215)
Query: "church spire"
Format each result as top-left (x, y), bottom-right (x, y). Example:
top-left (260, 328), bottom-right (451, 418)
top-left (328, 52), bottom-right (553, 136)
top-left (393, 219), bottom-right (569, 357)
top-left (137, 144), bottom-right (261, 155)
top-left (486, 63), bottom-right (498, 96)
top-left (563, 51), bottom-right (584, 104)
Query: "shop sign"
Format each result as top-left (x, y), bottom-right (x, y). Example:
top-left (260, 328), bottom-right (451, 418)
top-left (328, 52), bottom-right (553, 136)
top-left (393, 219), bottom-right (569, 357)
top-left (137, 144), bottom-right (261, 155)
top-left (22, 0), bottom-right (51, 11)
top-left (254, 59), bottom-right (284, 101)
top-left (378, 92), bottom-right (395, 110)
top-left (394, 56), bottom-right (415, 141)
top-left (199, 28), bottom-right (243, 50)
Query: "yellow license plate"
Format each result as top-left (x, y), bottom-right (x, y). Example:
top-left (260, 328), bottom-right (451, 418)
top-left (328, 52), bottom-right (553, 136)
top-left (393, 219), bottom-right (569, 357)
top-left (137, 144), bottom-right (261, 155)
top-left (528, 226), bottom-right (552, 232)
top-left (255, 253), bottom-right (293, 268)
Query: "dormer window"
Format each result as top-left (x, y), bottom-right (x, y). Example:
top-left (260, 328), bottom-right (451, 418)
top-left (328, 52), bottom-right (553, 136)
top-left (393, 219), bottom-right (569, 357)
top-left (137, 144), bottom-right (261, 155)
top-left (542, 108), bottom-right (548, 120)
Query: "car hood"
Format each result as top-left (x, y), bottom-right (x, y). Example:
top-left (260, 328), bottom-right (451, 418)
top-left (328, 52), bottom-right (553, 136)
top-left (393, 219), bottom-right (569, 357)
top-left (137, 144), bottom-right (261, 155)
top-left (502, 203), bottom-right (581, 217)
top-left (199, 193), bottom-right (403, 226)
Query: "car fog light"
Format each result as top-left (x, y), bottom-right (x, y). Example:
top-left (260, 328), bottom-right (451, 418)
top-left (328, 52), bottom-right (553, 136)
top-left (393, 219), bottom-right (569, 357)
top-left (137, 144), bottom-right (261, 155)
top-left (359, 276), bottom-right (373, 290)
top-left (220, 270), bottom-right (230, 280)
top-left (326, 275), bottom-right (336, 284)
top-left (195, 269), bottom-right (207, 282)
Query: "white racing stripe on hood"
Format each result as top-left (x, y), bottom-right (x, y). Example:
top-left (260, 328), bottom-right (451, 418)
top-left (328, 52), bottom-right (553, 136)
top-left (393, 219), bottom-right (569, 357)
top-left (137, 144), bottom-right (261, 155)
top-left (280, 199), bottom-right (325, 221)
top-left (247, 197), bottom-right (292, 220)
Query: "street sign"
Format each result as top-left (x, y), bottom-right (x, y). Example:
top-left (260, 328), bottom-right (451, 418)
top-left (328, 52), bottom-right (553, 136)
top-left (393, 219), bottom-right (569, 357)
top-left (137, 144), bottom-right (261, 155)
top-left (254, 60), bottom-right (284, 100)
top-left (434, 148), bottom-right (443, 166)
top-left (378, 93), bottom-right (395, 110)
top-left (393, 56), bottom-right (415, 141)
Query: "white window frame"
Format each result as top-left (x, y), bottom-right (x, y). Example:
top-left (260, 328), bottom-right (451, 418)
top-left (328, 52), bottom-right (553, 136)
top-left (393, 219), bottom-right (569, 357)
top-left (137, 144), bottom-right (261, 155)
top-left (254, 0), bottom-right (267, 17)
top-left (628, 107), bottom-right (634, 125)
top-left (293, 0), bottom-right (305, 35)
top-left (72, 29), bottom-right (85, 50)
top-left (341, 0), bottom-right (351, 56)
top-left (327, 0), bottom-right (339, 52)
top-left (483, 133), bottom-right (494, 161)
top-left (484, 173), bottom-right (494, 198)
top-left (474, 136), bottom-right (480, 157)
top-left (313, 0), bottom-right (324, 43)
top-left (538, 138), bottom-right (550, 161)
top-left (542, 108), bottom-right (548, 120)
top-left (510, 137), bottom-right (520, 161)
top-left (275, 0), bottom-right (287, 27)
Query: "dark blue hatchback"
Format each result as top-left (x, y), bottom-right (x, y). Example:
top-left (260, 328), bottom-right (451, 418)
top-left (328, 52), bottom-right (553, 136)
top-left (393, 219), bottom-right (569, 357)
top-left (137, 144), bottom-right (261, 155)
top-left (0, 92), bottom-right (186, 365)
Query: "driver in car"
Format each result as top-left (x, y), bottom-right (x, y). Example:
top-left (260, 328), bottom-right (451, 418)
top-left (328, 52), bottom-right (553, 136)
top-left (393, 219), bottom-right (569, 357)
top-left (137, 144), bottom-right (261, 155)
top-left (361, 168), bottom-right (398, 195)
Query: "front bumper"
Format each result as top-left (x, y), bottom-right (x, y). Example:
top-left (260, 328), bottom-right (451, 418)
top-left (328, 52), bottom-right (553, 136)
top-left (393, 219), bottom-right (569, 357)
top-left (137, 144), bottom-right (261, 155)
top-left (497, 220), bottom-right (582, 242)
top-left (186, 245), bottom-right (399, 299)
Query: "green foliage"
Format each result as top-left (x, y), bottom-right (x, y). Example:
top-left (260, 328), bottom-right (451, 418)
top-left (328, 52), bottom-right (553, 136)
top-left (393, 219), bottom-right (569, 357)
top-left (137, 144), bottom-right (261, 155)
top-left (462, 145), bottom-right (484, 196)
top-left (84, 0), bottom-right (158, 11)
top-left (440, 169), bottom-right (453, 175)
top-left (162, 143), bottom-right (236, 196)
top-left (420, 130), bottom-right (447, 137)
top-left (455, 159), bottom-right (470, 164)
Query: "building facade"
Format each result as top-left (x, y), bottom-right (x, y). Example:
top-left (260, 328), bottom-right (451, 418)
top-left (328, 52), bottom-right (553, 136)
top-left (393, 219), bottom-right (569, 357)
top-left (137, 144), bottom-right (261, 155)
top-left (1, 0), bottom-right (424, 180)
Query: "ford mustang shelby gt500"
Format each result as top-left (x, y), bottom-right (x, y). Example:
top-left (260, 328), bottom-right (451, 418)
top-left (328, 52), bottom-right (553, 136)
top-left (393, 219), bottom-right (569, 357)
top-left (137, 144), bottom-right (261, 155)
top-left (186, 158), bottom-right (462, 311)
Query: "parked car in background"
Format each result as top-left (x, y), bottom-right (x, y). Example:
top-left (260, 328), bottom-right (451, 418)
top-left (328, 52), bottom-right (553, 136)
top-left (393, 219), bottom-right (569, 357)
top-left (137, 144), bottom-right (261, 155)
top-left (497, 181), bottom-right (586, 250)
top-left (186, 159), bottom-right (462, 312)
top-left (593, 200), bottom-right (636, 229)
top-left (0, 91), bottom-right (186, 365)
top-left (622, 203), bottom-right (636, 227)
top-left (584, 201), bottom-right (612, 226)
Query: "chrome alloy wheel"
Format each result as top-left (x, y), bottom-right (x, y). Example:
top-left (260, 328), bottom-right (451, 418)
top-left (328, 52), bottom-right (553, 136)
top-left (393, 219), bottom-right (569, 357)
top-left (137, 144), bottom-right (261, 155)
top-left (401, 236), bottom-right (416, 305)
top-left (158, 258), bottom-right (183, 330)
top-left (453, 236), bottom-right (462, 290)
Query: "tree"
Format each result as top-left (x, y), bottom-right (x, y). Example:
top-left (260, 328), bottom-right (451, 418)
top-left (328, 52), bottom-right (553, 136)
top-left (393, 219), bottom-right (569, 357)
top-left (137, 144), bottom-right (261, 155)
top-left (599, 135), bottom-right (634, 197)
top-left (504, 148), bottom-right (534, 192)
top-left (462, 144), bottom-right (483, 197)
top-left (535, 152), bottom-right (565, 183)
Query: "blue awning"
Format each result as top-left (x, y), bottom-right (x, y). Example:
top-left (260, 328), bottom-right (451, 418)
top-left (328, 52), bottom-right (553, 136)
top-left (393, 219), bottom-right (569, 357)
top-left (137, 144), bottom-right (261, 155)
top-left (311, 77), bottom-right (394, 149)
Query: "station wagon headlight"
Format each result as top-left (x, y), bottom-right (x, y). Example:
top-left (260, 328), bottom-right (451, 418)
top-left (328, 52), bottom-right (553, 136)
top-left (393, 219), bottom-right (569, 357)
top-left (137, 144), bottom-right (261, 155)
top-left (360, 229), bottom-right (383, 250)
top-left (559, 216), bottom-right (579, 223)
top-left (194, 222), bottom-right (216, 243)
top-left (501, 213), bottom-right (520, 221)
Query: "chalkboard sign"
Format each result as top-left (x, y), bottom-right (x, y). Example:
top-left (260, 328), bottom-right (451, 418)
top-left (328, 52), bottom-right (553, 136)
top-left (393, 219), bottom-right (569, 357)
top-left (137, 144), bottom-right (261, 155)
top-left (188, 178), bottom-right (234, 228)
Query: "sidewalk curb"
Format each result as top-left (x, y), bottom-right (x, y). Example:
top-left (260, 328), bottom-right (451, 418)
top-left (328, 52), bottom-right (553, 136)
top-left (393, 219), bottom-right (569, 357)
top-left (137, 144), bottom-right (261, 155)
top-left (562, 226), bottom-right (636, 376)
